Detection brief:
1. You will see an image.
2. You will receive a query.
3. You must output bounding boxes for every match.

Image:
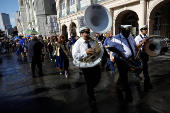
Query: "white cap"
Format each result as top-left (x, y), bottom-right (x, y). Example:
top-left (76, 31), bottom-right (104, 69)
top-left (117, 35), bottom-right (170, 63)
top-left (121, 25), bottom-right (132, 30)
top-left (140, 25), bottom-right (148, 30)
top-left (79, 26), bottom-right (90, 33)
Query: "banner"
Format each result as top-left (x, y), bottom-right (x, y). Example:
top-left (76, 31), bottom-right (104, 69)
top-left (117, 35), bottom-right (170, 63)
top-left (47, 15), bottom-right (59, 32)
top-left (77, 16), bottom-right (87, 30)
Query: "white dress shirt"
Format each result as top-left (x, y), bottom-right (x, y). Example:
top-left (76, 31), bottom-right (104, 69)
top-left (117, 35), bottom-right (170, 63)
top-left (135, 34), bottom-right (149, 51)
top-left (108, 33), bottom-right (136, 59)
top-left (72, 37), bottom-right (96, 60)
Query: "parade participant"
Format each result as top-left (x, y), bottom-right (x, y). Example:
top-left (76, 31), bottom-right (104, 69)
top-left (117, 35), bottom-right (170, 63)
top-left (72, 27), bottom-right (101, 111)
top-left (50, 35), bottom-right (70, 77)
top-left (108, 25), bottom-right (136, 102)
top-left (47, 42), bottom-right (53, 60)
top-left (103, 32), bottom-right (115, 73)
top-left (27, 36), bottom-right (44, 78)
top-left (43, 35), bottom-right (48, 52)
top-left (135, 25), bottom-right (153, 90)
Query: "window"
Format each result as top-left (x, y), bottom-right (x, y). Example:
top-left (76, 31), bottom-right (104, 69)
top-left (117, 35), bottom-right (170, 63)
top-left (69, 0), bottom-right (75, 13)
top-left (52, 3), bottom-right (57, 14)
top-left (80, 0), bottom-right (88, 9)
top-left (33, 2), bottom-right (35, 10)
top-left (60, 0), bottom-right (65, 16)
top-left (21, 0), bottom-right (23, 6)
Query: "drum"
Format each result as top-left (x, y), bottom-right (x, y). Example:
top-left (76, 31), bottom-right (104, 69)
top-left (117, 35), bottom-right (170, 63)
top-left (126, 58), bottom-right (143, 73)
top-left (144, 35), bottom-right (169, 56)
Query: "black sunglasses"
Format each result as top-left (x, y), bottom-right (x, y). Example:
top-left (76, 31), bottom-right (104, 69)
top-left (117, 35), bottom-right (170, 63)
top-left (143, 28), bottom-right (148, 30)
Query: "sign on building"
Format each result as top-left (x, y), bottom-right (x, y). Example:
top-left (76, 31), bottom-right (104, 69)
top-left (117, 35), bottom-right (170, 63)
top-left (47, 15), bottom-right (59, 35)
top-left (77, 16), bottom-right (87, 30)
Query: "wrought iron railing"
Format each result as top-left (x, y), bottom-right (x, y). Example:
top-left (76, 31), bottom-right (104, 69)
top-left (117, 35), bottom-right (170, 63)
top-left (67, 6), bottom-right (75, 15)
top-left (153, 24), bottom-right (170, 39)
top-left (77, 4), bottom-right (87, 12)
top-left (59, 12), bottom-right (65, 18)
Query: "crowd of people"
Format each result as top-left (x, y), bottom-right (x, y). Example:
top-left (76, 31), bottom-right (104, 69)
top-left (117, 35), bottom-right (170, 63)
top-left (0, 24), bottom-right (153, 112)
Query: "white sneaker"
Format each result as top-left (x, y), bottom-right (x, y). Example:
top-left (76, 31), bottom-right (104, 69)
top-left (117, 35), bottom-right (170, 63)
top-left (65, 71), bottom-right (68, 77)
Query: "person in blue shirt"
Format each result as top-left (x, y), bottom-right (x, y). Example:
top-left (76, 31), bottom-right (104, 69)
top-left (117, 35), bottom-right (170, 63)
top-left (103, 32), bottom-right (115, 73)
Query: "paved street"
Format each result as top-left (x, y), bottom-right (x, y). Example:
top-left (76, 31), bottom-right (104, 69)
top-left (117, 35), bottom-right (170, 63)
top-left (0, 48), bottom-right (170, 113)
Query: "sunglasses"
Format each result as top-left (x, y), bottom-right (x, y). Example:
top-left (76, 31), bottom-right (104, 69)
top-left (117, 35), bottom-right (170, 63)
top-left (143, 28), bottom-right (148, 30)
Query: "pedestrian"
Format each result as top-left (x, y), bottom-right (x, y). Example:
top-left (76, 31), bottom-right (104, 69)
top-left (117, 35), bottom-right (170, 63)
top-left (43, 35), bottom-right (48, 52)
top-left (103, 32), bottom-right (115, 73)
top-left (134, 25), bottom-right (153, 91)
top-left (50, 35), bottom-right (70, 77)
top-left (27, 36), bottom-right (44, 78)
top-left (47, 42), bottom-right (53, 60)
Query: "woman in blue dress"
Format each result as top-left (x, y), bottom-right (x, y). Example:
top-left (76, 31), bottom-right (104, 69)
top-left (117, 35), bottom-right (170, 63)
top-left (50, 35), bottom-right (70, 77)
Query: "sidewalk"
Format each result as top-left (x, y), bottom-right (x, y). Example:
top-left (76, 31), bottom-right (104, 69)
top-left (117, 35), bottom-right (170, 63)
top-left (0, 49), bottom-right (170, 113)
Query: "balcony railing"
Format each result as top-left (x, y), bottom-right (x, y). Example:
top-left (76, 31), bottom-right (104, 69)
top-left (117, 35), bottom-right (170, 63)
top-left (59, 12), bottom-right (65, 18)
top-left (67, 6), bottom-right (75, 15)
top-left (77, 4), bottom-right (87, 12)
top-left (153, 24), bottom-right (170, 39)
top-left (91, 0), bottom-right (105, 4)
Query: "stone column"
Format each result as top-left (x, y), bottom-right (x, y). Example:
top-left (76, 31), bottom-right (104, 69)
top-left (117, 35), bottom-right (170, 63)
top-left (88, 0), bottom-right (92, 6)
top-left (75, 0), bottom-right (77, 12)
top-left (139, 0), bottom-right (146, 29)
top-left (56, 0), bottom-right (60, 19)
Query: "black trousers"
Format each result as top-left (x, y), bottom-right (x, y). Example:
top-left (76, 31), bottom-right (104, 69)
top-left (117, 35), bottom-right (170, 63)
top-left (115, 58), bottom-right (131, 96)
top-left (140, 52), bottom-right (150, 83)
top-left (82, 66), bottom-right (101, 101)
top-left (30, 62), bottom-right (43, 76)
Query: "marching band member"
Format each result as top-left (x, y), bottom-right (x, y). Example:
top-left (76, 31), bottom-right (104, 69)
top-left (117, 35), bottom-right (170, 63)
top-left (72, 27), bottom-right (101, 111)
top-left (50, 35), bottom-right (70, 77)
top-left (108, 25), bottom-right (136, 102)
top-left (135, 25), bottom-right (153, 90)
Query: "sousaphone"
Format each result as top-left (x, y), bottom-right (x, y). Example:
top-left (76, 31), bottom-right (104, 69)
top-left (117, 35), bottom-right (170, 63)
top-left (73, 4), bottom-right (112, 68)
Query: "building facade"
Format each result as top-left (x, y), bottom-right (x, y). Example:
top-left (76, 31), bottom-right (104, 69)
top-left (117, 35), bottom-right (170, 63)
top-left (0, 13), bottom-right (12, 31)
top-left (18, 0), bottom-right (57, 36)
top-left (14, 11), bottom-right (23, 35)
top-left (56, 0), bottom-right (170, 39)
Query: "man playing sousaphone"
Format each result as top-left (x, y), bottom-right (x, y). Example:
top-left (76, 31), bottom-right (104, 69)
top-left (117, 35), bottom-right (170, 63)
top-left (135, 25), bottom-right (153, 91)
top-left (72, 27), bottom-right (101, 111)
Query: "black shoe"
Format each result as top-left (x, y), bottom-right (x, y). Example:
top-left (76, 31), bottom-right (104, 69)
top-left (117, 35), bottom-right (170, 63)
top-left (144, 82), bottom-right (153, 90)
top-left (38, 71), bottom-right (44, 76)
top-left (134, 74), bottom-right (142, 81)
top-left (115, 83), bottom-right (123, 91)
top-left (106, 68), bottom-right (111, 71)
top-left (125, 95), bottom-right (133, 103)
top-left (91, 101), bottom-right (98, 112)
top-left (79, 71), bottom-right (83, 75)
top-left (32, 75), bottom-right (36, 78)
top-left (39, 73), bottom-right (44, 77)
